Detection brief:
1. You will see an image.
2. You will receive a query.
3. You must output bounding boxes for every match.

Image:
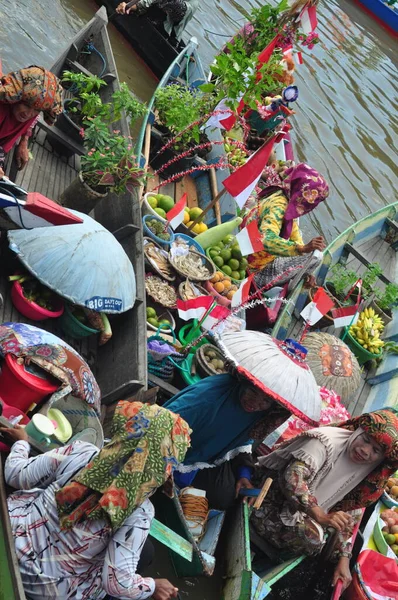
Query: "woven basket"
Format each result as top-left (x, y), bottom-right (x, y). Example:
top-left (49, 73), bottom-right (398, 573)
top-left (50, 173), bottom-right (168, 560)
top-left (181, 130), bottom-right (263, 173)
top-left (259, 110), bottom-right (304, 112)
top-left (147, 326), bottom-right (185, 382)
top-left (303, 332), bottom-right (361, 404)
top-left (169, 250), bottom-right (215, 282)
top-left (178, 280), bottom-right (209, 301)
top-left (195, 343), bottom-right (227, 377)
top-left (145, 275), bottom-right (178, 309)
top-left (143, 237), bottom-right (176, 282)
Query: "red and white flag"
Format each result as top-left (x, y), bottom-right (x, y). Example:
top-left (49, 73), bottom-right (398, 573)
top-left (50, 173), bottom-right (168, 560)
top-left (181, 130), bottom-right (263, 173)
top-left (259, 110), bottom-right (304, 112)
top-left (235, 220), bottom-right (264, 256)
top-left (231, 274), bottom-right (253, 308)
top-left (257, 34), bottom-right (281, 66)
top-left (282, 44), bottom-right (293, 56)
top-left (331, 305), bottom-right (360, 329)
top-left (204, 98), bottom-right (237, 131)
top-left (300, 287), bottom-right (335, 325)
top-left (201, 303), bottom-right (231, 330)
top-left (223, 137), bottom-right (276, 209)
top-left (295, 52), bottom-right (304, 65)
top-left (177, 295), bottom-right (214, 322)
top-left (166, 193), bottom-right (187, 230)
top-left (299, 5), bottom-right (318, 34)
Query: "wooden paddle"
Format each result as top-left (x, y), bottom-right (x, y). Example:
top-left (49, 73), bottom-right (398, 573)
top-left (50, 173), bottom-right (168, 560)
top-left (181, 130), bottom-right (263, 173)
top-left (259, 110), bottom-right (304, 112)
top-left (108, 0), bottom-right (140, 20)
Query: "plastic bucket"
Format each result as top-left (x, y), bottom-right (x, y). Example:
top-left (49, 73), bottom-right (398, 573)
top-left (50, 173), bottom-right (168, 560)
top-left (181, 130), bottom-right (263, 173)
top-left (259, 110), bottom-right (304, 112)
top-left (0, 354), bottom-right (59, 412)
top-left (143, 214), bottom-right (175, 249)
top-left (178, 322), bottom-right (208, 352)
top-left (341, 328), bottom-right (383, 366)
top-left (59, 303), bottom-right (99, 339)
top-left (11, 281), bottom-right (64, 321)
top-left (177, 353), bottom-right (202, 386)
top-left (344, 572), bottom-right (369, 600)
top-left (0, 402), bottom-right (30, 452)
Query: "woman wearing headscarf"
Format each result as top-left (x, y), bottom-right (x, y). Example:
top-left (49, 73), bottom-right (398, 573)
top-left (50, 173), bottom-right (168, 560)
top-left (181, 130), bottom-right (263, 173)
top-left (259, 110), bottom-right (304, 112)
top-left (249, 408), bottom-right (398, 592)
top-left (242, 162), bottom-right (329, 289)
top-left (164, 372), bottom-right (296, 510)
top-left (0, 65), bottom-right (63, 176)
top-left (1, 401), bottom-right (191, 600)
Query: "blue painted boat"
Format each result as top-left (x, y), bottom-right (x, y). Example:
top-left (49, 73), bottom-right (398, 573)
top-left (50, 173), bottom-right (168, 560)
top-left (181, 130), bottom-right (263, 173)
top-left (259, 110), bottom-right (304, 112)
top-left (353, 0), bottom-right (398, 36)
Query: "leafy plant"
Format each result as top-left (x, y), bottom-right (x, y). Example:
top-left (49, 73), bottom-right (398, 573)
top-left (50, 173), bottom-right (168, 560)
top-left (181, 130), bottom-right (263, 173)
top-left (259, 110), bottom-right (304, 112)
top-left (62, 70), bottom-right (106, 93)
top-left (243, 0), bottom-right (289, 57)
top-left (80, 116), bottom-right (148, 194)
top-left (375, 283), bottom-right (398, 312)
top-left (362, 263), bottom-right (382, 299)
top-left (328, 264), bottom-right (359, 299)
top-left (112, 82), bottom-right (147, 123)
top-left (154, 83), bottom-right (207, 147)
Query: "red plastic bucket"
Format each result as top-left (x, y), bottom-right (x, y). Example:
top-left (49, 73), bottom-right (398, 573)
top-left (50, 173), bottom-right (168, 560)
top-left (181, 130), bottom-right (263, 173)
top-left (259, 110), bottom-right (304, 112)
top-left (0, 402), bottom-right (30, 452)
top-left (0, 355), bottom-right (59, 412)
top-left (11, 280), bottom-right (64, 321)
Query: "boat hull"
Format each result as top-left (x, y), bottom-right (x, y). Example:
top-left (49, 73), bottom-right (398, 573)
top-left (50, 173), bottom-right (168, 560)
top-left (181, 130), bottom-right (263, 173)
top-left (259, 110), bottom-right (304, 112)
top-left (353, 0), bottom-right (398, 36)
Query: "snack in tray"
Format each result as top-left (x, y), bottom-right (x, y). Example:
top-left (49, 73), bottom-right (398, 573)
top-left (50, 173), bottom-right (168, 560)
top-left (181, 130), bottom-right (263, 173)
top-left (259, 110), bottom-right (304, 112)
top-left (144, 241), bottom-right (174, 279)
top-left (179, 279), bottom-right (206, 301)
top-left (145, 276), bottom-right (177, 308)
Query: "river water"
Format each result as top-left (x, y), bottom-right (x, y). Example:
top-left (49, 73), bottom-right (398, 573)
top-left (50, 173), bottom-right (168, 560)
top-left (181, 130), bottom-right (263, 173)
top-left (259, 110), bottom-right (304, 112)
top-left (1, 0), bottom-right (397, 241)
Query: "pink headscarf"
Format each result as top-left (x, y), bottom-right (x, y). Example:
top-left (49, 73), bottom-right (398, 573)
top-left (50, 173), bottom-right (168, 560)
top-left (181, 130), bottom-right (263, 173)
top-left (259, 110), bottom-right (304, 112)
top-left (261, 163), bottom-right (329, 240)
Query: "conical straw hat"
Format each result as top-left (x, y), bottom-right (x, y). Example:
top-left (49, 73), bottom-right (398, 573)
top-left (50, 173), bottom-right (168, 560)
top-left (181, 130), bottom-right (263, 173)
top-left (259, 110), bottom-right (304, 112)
top-left (302, 332), bottom-right (361, 405)
top-left (215, 331), bottom-right (322, 425)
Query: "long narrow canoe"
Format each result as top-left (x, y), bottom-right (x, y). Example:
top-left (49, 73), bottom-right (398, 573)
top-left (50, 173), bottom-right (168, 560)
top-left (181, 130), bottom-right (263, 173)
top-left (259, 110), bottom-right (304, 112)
top-left (353, 0), bottom-right (398, 37)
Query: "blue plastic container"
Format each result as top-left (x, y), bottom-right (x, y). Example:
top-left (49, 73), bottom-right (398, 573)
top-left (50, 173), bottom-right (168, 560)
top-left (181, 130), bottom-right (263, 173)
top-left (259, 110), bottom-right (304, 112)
top-left (174, 234), bottom-right (205, 255)
top-left (143, 214), bottom-right (175, 248)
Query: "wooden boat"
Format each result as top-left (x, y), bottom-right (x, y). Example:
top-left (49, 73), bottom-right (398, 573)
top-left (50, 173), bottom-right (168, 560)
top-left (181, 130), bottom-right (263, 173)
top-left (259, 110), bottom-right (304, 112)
top-left (353, 0), bottom-right (398, 37)
top-left (222, 201), bottom-right (398, 599)
top-left (94, 0), bottom-right (181, 79)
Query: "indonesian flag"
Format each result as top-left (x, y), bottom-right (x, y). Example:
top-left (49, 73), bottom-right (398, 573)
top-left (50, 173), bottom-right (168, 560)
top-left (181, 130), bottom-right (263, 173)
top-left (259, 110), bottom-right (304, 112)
top-left (235, 220), bottom-right (264, 256)
top-left (331, 305), bottom-right (360, 329)
top-left (283, 44), bottom-right (293, 56)
top-left (204, 98), bottom-right (237, 131)
top-left (201, 303), bottom-right (231, 330)
top-left (299, 5), bottom-right (318, 34)
top-left (166, 193), bottom-right (187, 230)
top-left (177, 295), bottom-right (214, 322)
top-left (257, 34), bottom-right (280, 66)
top-left (295, 52), bottom-right (304, 65)
top-left (222, 137), bottom-right (276, 209)
top-left (231, 274), bottom-right (253, 308)
top-left (300, 287), bottom-right (335, 325)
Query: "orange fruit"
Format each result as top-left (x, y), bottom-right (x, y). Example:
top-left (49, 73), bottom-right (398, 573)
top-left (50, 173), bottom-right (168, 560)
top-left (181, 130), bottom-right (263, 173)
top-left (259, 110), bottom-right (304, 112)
top-left (223, 279), bottom-right (232, 290)
top-left (395, 533), bottom-right (398, 543)
top-left (216, 271), bottom-right (224, 279)
top-left (226, 290), bottom-right (235, 300)
top-left (214, 282), bottom-right (225, 294)
top-left (211, 273), bottom-right (221, 283)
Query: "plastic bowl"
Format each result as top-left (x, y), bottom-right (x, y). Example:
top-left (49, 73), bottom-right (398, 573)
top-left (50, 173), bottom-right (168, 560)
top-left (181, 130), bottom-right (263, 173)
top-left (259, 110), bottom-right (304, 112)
top-left (142, 192), bottom-right (167, 222)
top-left (382, 490), bottom-right (398, 508)
top-left (373, 516), bottom-right (389, 556)
top-left (11, 281), bottom-right (64, 321)
top-left (59, 303), bottom-right (99, 339)
top-left (143, 214), bottom-right (175, 248)
top-left (341, 328), bottom-right (383, 366)
top-left (204, 280), bottom-right (231, 307)
top-left (174, 234), bottom-right (205, 255)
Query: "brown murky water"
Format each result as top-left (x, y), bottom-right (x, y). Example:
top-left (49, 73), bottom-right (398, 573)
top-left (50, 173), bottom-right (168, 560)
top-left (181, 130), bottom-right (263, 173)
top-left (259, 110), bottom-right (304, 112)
top-left (0, 0), bottom-right (397, 596)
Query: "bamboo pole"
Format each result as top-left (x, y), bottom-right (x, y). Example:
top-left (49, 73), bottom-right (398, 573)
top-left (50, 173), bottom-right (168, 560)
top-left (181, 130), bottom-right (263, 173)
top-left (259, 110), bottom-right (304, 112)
top-left (253, 477), bottom-right (273, 510)
top-left (187, 188), bottom-right (227, 231)
top-left (139, 122), bottom-right (152, 205)
top-left (209, 168), bottom-right (222, 226)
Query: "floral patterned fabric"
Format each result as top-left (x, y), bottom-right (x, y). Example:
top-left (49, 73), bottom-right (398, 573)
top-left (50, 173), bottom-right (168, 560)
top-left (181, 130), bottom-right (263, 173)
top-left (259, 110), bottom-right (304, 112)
top-left (0, 322), bottom-right (101, 414)
top-left (0, 66), bottom-right (63, 125)
top-left (56, 401), bottom-right (191, 529)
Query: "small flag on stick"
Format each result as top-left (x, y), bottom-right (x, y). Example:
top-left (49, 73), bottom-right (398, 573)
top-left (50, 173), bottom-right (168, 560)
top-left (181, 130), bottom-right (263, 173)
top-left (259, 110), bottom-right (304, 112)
top-left (300, 287), bottom-right (335, 325)
top-left (231, 274), bottom-right (253, 308)
top-left (177, 295), bottom-right (214, 321)
top-left (299, 5), bottom-right (318, 34)
top-left (235, 220), bottom-right (264, 256)
top-left (166, 193), bottom-right (187, 230)
top-left (201, 303), bottom-right (231, 330)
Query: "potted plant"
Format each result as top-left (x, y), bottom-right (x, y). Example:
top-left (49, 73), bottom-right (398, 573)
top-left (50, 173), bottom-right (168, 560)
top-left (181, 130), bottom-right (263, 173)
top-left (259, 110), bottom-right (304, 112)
top-left (361, 262), bottom-right (382, 301)
top-left (325, 263), bottom-right (359, 303)
top-left (151, 83), bottom-right (209, 178)
top-left (61, 116), bottom-right (148, 213)
top-left (373, 283), bottom-right (398, 325)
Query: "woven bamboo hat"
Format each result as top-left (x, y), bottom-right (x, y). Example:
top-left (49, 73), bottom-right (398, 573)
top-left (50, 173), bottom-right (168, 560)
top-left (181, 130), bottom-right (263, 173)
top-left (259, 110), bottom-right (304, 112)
top-left (302, 332), bottom-right (361, 405)
top-left (215, 331), bottom-right (322, 425)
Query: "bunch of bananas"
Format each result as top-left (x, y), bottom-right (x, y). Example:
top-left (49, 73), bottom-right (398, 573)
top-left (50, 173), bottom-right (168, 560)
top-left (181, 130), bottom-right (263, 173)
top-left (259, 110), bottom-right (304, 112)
top-left (225, 140), bottom-right (248, 170)
top-left (349, 307), bottom-right (385, 354)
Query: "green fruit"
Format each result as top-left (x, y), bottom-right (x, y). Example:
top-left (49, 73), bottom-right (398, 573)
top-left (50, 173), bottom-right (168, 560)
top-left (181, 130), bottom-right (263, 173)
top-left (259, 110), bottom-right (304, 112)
top-left (189, 207), bottom-right (203, 220)
top-left (147, 318), bottom-right (160, 327)
top-left (154, 207), bottom-right (166, 218)
top-left (386, 534), bottom-right (396, 545)
top-left (222, 265), bottom-right (232, 276)
top-left (239, 258), bottom-right (248, 269)
top-left (239, 270), bottom-right (246, 280)
top-left (223, 235), bottom-right (235, 245)
top-left (209, 248), bottom-right (220, 258)
top-left (213, 256), bottom-right (224, 268)
top-left (231, 271), bottom-right (240, 280)
top-left (146, 307), bottom-right (157, 318)
top-left (159, 319), bottom-right (171, 327)
top-left (157, 195), bottom-right (174, 212)
top-left (231, 247), bottom-right (243, 260)
top-left (220, 249), bottom-right (232, 262)
top-left (228, 258), bottom-right (240, 271)
top-left (148, 196), bottom-right (157, 209)
top-left (218, 241), bottom-right (225, 249)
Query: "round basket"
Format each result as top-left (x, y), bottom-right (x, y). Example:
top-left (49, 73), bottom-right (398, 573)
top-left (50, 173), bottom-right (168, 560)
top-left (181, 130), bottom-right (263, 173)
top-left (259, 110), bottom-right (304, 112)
top-left (195, 343), bottom-right (228, 377)
top-left (341, 328), bottom-right (383, 366)
top-left (145, 275), bottom-right (178, 309)
top-left (169, 250), bottom-right (216, 282)
top-left (174, 234), bottom-right (205, 255)
top-left (143, 237), bottom-right (176, 282)
top-left (146, 297), bottom-right (176, 332)
top-left (178, 280), bottom-right (209, 302)
top-left (142, 214), bottom-right (175, 248)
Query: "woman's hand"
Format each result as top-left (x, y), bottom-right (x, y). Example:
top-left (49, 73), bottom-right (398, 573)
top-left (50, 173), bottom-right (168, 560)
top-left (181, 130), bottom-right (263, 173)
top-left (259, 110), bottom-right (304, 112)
top-left (297, 236), bottom-right (326, 254)
top-left (0, 166), bottom-right (4, 178)
top-left (116, 2), bottom-right (137, 14)
top-left (235, 477), bottom-right (256, 505)
top-left (309, 507), bottom-right (353, 532)
top-left (15, 141), bottom-right (30, 171)
top-left (0, 425), bottom-right (29, 442)
top-left (332, 556), bottom-right (352, 591)
top-left (153, 578), bottom-right (179, 600)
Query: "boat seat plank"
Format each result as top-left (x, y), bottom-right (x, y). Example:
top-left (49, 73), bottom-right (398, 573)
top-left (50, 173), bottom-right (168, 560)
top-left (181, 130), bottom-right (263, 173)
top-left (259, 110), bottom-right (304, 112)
top-left (343, 243), bottom-right (393, 285)
top-left (175, 175), bottom-right (198, 208)
top-left (38, 121), bottom-right (84, 156)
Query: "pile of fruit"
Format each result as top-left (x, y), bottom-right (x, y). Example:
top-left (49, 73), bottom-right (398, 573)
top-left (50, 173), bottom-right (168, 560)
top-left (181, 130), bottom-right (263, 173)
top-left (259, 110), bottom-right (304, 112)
top-left (349, 307), bottom-right (385, 354)
top-left (209, 271), bottom-right (239, 302)
top-left (146, 306), bottom-right (172, 329)
top-left (146, 218), bottom-right (171, 242)
top-left (184, 206), bottom-right (208, 235)
top-left (224, 139), bottom-right (248, 170)
top-left (208, 235), bottom-right (248, 281)
top-left (201, 345), bottom-right (227, 374)
top-left (380, 507), bottom-right (398, 557)
top-left (385, 475), bottom-right (398, 502)
top-left (147, 193), bottom-right (175, 219)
